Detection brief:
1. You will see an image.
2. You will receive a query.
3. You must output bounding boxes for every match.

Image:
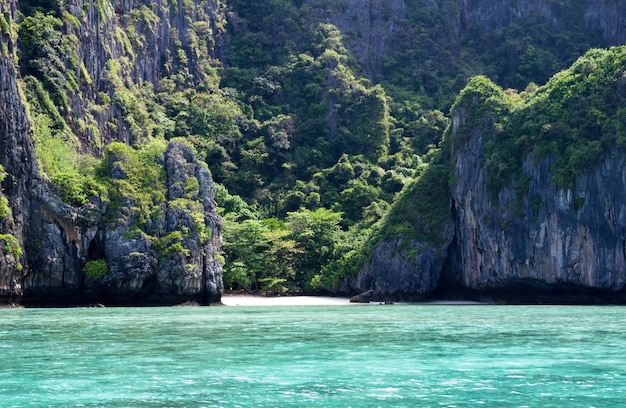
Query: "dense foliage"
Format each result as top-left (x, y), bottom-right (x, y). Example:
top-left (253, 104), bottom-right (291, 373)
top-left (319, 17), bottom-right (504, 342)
top-left (83, 259), bottom-right (109, 279)
top-left (9, 0), bottom-right (624, 293)
top-left (448, 48), bottom-right (626, 195)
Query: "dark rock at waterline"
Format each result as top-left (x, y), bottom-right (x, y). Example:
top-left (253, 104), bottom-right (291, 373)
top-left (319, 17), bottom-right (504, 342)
top-left (350, 289), bottom-right (374, 303)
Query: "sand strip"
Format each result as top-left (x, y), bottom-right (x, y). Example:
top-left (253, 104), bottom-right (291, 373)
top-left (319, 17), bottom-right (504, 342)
top-left (221, 295), bottom-right (351, 306)
top-left (220, 295), bottom-right (488, 306)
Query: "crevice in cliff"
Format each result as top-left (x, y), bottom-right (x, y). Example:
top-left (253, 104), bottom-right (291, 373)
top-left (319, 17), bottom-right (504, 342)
top-left (459, 0), bottom-right (467, 33)
top-left (87, 238), bottom-right (104, 261)
top-left (431, 200), bottom-right (480, 300)
top-left (433, 199), bottom-right (470, 300)
top-left (201, 251), bottom-right (208, 305)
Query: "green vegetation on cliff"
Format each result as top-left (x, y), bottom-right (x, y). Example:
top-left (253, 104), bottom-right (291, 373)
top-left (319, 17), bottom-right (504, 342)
top-left (6, 0), bottom-right (625, 293)
top-left (451, 47), bottom-right (626, 194)
top-left (356, 46), bottom-right (626, 291)
top-left (83, 259), bottom-right (108, 279)
top-left (0, 165), bottom-right (9, 220)
top-left (512, 48), bottom-right (626, 188)
top-left (0, 164), bottom-right (22, 269)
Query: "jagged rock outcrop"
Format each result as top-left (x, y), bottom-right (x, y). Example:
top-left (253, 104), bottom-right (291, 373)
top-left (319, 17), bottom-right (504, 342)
top-left (437, 54), bottom-right (626, 302)
top-left (343, 236), bottom-right (452, 301)
top-left (350, 47), bottom-right (626, 303)
top-left (341, 161), bottom-right (455, 301)
top-left (0, 66), bottom-right (224, 305)
top-left (82, 141), bottom-right (223, 305)
top-left (0, 0), bottom-right (224, 305)
top-left (0, 100), bottom-right (224, 305)
top-left (445, 104), bottom-right (626, 302)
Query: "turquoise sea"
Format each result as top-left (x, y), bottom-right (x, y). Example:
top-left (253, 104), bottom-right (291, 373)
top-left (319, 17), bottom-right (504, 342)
top-left (1, 304), bottom-right (624, 407)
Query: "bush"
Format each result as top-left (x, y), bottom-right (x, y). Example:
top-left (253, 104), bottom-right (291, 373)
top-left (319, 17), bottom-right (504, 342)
top-left (0, 234), bottom-right (22, 259)
top-left (83, 259), bottom-right (108, 279)
top-left (0, 165), bottom-right (9, 220)
top-left (51, 173), bottom-right (89, 206)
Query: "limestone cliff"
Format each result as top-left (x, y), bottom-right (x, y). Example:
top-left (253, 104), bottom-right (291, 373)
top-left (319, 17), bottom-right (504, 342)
top-left (0, 0), bottom-right (224, 305)
top-left (18, 140), bottom-right (224, 305)
top-left (303, 0), bottom-right (408, 80)
top-left (444, 64), bottom-right (626, 302)
top-left (445, 139), bottom-right (626, 302)
top-left (351, 48), bottom-right (626, 303)
top-left (4, 0), bottom-right (626, 305)
top-left (0, 19), bottom-right (33, 299)
top-left (340, 161), bottom-right (455, 301)
top-left (306, 0), bottom-right (626, 90)
top-left (461, 0), bottom-right (626, 44)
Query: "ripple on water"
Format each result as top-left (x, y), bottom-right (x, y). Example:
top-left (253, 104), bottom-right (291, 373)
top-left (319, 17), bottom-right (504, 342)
top-left (1, 305), bottom-right (626, 407)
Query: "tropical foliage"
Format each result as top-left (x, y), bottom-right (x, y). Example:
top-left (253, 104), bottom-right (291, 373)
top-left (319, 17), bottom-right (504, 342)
top-left (9, 0), bottom-right (625, 292)
top-left (83, 259), bottom-right (109, 279)
top-left (451, 48), bottom-right (626, 193)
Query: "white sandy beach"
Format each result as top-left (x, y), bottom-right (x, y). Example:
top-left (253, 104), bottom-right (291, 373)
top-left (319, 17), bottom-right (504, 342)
top-left (221, 295), bottom-right (352, 306)
top-left (220, 294), bottom-right (488, 306)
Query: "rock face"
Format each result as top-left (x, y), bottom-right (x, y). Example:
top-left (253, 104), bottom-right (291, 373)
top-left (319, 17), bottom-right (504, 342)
top-left (344, 236), bottom-right (452, 301)
top-left (80, 141), bottom-right (223, 305)
top-left (341, 161), bottom-right (455, 301)
top-left (0, 0), bottom-right (224, 305)
top-left (350, 145), bottom-right (626, 303)
top-left (305, 0), bottom-right (626, 83)
top-left (64, 0), bottom-right (225, 147)
top-left (0, 49), bottom-right (34, 300)
top-left (304, 0), bottom-right (407, 79)
top-left (0, 83), bottom-right (224, 305)
top-left (349, 49), bottom-right (626, 303)
top-left (0, 89), bottom-right (224, 305)
top-left (461, 0), bottom-right (626, 44)
top-left (445, 112), bottom-right (626, 302)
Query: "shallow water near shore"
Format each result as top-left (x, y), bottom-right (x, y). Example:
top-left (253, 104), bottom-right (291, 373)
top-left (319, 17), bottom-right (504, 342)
top-left (1, 304), bottom-right (624, 407)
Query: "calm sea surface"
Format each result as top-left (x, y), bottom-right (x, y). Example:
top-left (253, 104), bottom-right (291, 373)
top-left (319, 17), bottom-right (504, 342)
top-left (1, 304), bottom-right (624, 407)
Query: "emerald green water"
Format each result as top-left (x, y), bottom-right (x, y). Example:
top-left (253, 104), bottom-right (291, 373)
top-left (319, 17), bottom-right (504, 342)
top-left (1, 305), bottom-right (624, 407)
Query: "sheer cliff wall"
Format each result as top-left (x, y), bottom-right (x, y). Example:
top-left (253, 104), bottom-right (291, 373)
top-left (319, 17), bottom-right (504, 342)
top-left (0, 0), bottom-right (224, 305)
top-left (306, 0), bottom-right (626, 84)
top-left (347, 49), bottom-right (626, 303)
